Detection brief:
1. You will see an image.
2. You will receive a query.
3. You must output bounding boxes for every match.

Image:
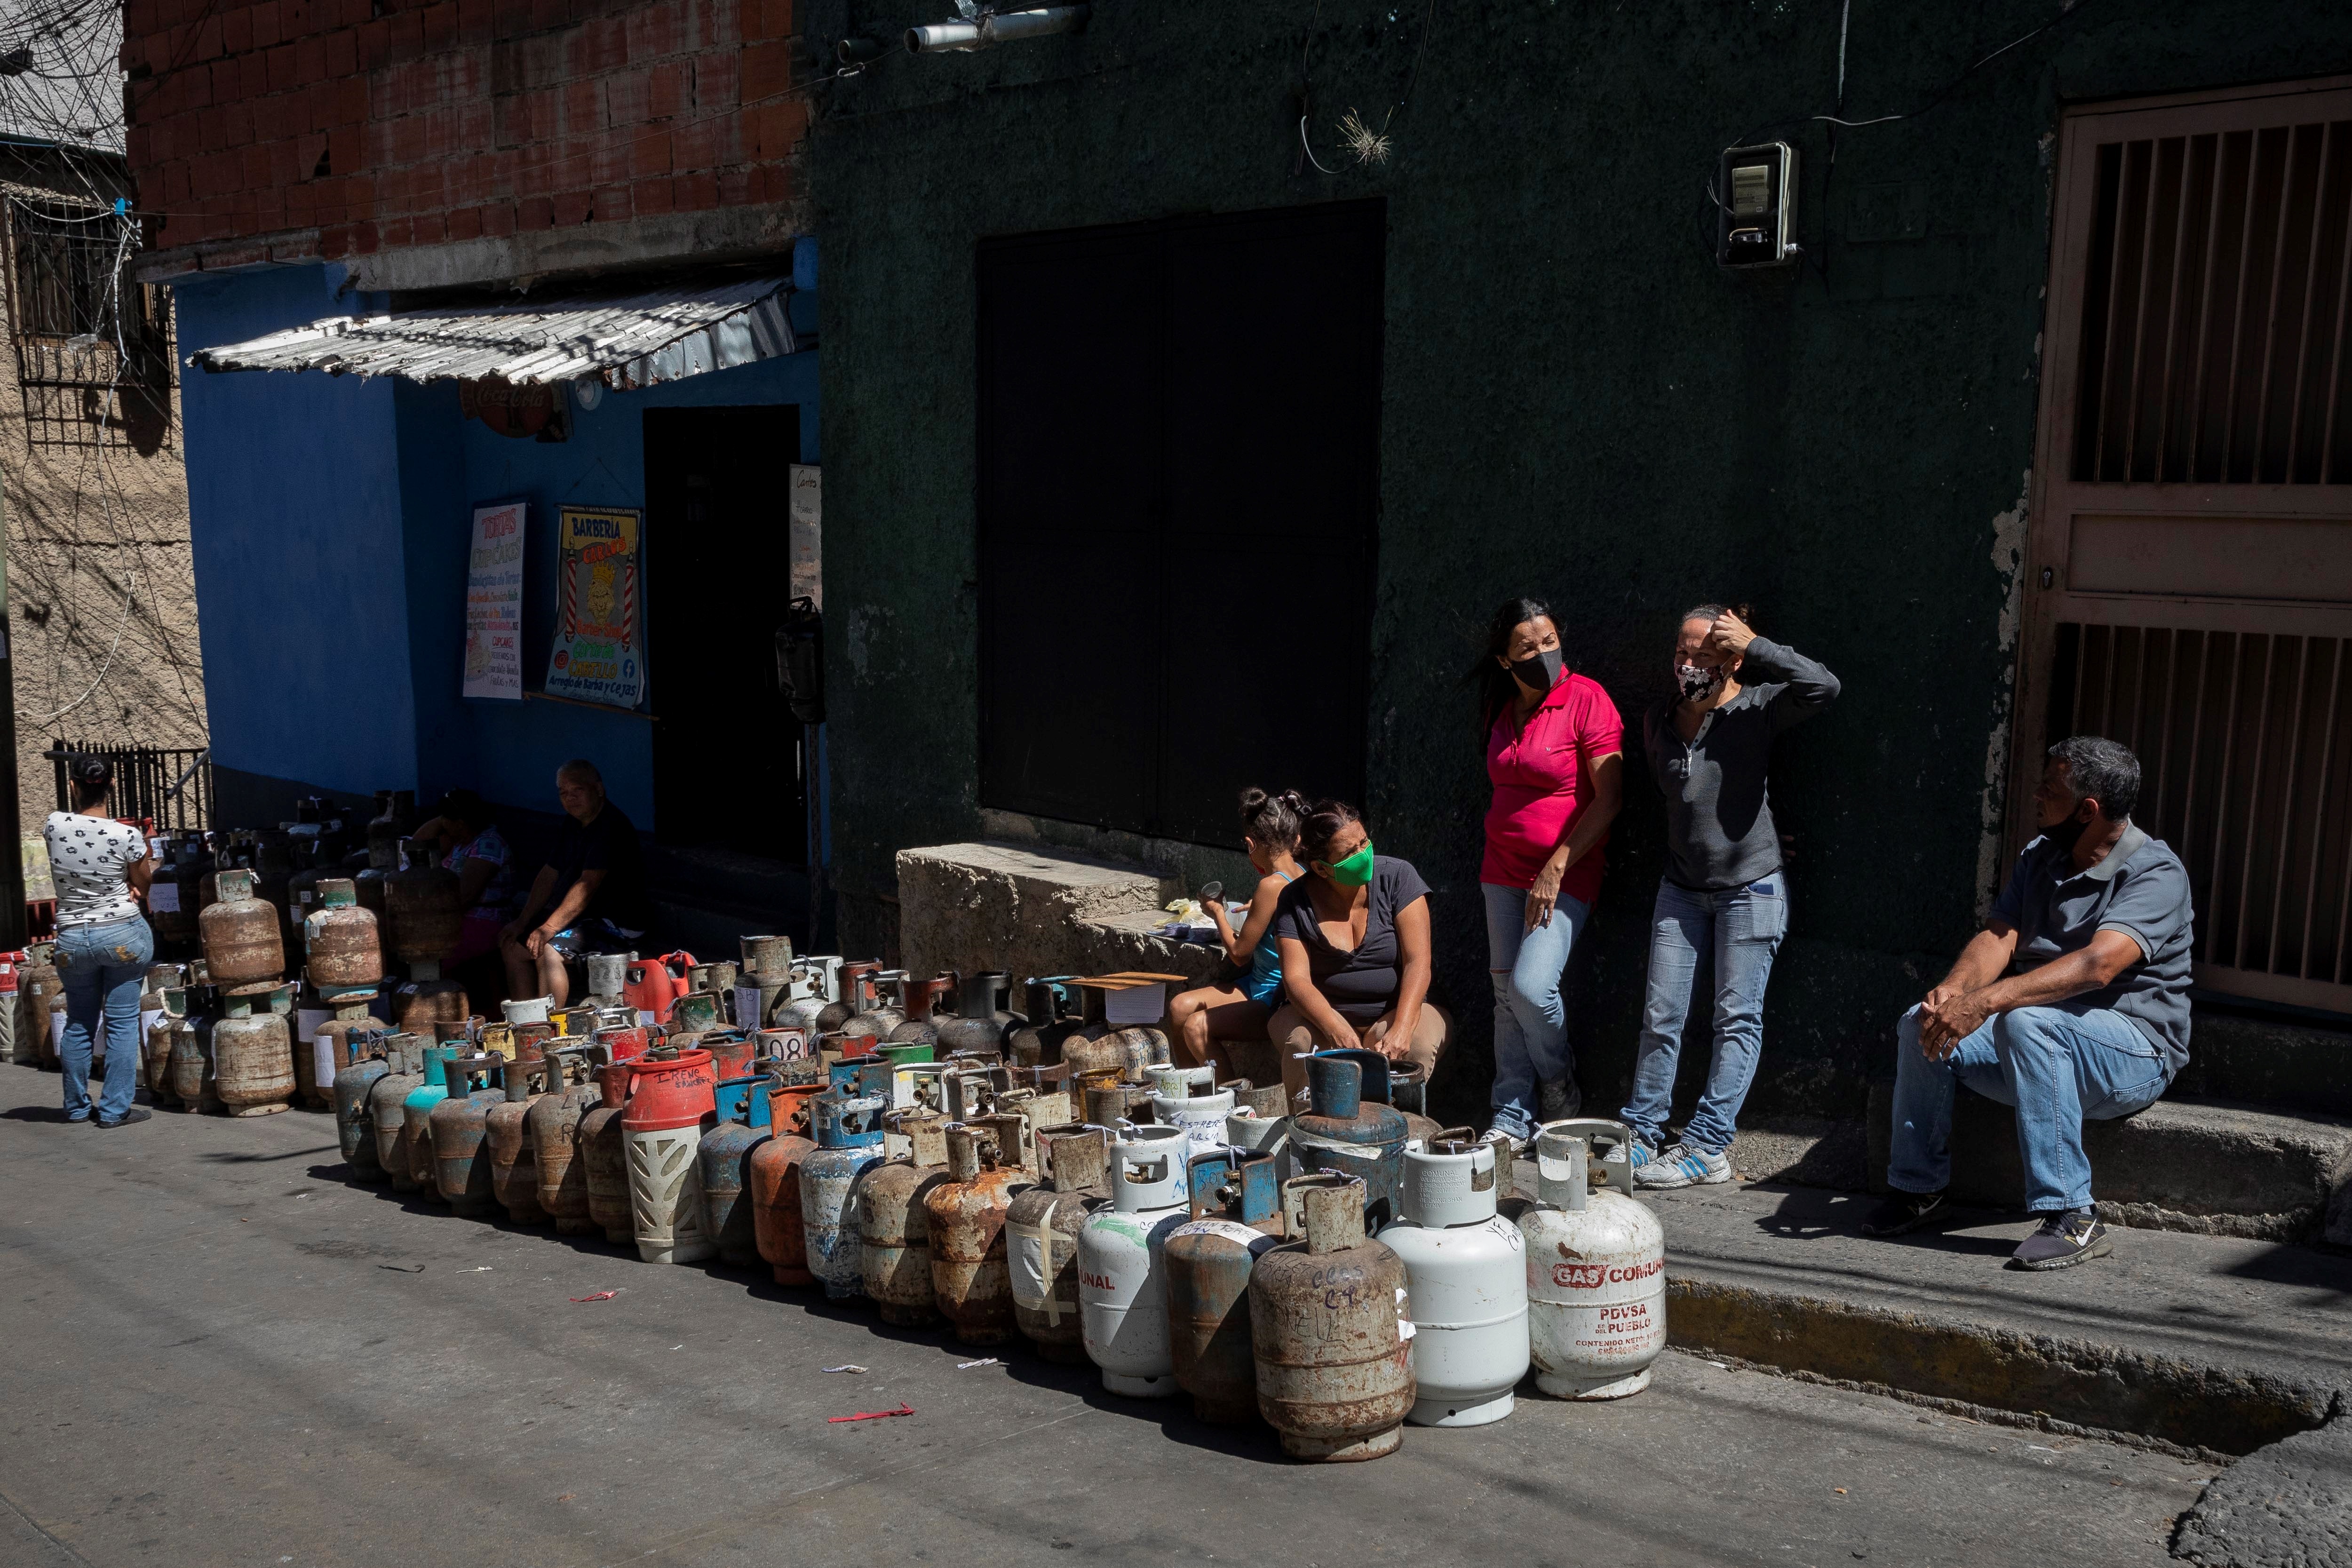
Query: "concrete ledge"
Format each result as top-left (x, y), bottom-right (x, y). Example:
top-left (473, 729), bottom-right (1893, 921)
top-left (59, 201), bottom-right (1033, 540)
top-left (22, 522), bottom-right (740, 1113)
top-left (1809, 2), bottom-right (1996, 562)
top-left (1725, 1117), bottom-right (1872, 1190)
top-left (1867, 1083), bottom-right (2352, 1246)
top-left (1623, 1180), bottom-right (2352, 1456)
top-left (2173, 1416), bottom-right (2352, 1566)
top-left (896, 841), bottom-right (1181, 987)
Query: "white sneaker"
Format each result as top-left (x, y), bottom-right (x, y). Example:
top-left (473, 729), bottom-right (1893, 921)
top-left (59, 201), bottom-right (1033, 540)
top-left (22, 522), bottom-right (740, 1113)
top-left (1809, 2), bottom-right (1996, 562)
top-left (1632, 1141), bottom-right (1731, 1188)
top-left (1538, 1077), bottom-right (1581, 1121)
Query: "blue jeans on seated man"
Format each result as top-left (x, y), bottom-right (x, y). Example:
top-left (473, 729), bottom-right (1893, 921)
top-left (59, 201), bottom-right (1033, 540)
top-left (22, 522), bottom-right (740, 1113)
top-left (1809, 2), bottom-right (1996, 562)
top-left (1887, 1003), bottom-right (2172, 1214)
top-left (1620, 875), bottom-right (1787, 1154)
top-left (55, 915), bottom-right (156, 1124)
top-left (1483, 883), bottom-right (1590, 1141)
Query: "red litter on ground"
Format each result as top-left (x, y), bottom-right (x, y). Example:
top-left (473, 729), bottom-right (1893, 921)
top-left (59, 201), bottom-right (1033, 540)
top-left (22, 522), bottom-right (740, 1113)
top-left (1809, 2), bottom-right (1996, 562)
top-left (569, 1290), bottom-right (621, 1303)
top-left (828, 1405), bottom-right (915, 1424)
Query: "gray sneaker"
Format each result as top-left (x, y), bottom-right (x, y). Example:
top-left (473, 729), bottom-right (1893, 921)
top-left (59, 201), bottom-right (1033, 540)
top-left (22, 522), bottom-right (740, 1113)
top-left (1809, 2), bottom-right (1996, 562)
top-left (1538, 1077), bottom-right (1581, 1122)
top-left (1633, 1141), bottom-right (1731, 1188)
top-left (2011, 1208), bottom-right (2111, 1270)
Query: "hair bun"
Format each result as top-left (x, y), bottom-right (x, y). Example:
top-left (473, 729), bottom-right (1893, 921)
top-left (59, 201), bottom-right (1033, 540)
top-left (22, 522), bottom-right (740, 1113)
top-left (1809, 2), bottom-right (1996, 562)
top-left (72, 758), bottom-right (111, 784)
top-left (1237, 786), bottom-right (1270, 812)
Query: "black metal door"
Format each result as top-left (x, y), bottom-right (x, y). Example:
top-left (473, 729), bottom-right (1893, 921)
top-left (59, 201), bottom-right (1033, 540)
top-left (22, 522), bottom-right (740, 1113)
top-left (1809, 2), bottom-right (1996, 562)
top-left (645, 405), bottom-right (807, 855)
top-left (977, 200), bottom-right (1384, 847)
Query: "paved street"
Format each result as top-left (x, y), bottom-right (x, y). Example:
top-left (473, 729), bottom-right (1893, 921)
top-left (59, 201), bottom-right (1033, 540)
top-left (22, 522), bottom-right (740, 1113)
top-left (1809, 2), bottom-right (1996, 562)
top-left (0, 1067), bottom-right (2218, 1568)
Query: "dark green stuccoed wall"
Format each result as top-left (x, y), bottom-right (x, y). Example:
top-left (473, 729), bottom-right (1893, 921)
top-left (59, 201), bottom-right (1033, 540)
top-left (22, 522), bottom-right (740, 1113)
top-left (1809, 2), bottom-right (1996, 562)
top-left (807, 0), bottom-right (2347, 1130)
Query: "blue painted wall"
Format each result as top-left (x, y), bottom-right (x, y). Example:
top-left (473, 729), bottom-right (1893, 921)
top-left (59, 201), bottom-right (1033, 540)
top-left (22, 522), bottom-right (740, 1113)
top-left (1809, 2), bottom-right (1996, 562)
top-left (175, 262), bottom-right (820, 834)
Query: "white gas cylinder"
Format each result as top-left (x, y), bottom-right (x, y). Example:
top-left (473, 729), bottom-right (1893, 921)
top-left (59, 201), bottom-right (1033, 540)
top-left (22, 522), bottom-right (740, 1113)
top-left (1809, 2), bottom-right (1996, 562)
top-left (1078, 1124), bottom-right (1191, 1398)
top-left (1377, 1131), bottom-right (1529, 1426)
top-left (1150, 1067), bottom-right (1235, 1160)
top-left (1518, 1120), bottom-right (1666, 1399)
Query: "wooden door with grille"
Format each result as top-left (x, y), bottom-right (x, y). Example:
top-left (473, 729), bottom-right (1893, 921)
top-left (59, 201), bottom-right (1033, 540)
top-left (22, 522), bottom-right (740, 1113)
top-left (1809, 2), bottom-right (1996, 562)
top-left (2019, 76), bottom-right (2352, 1015)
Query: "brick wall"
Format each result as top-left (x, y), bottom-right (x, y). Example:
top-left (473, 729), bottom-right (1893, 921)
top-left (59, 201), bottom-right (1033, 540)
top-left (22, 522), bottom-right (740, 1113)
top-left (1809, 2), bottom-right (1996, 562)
top-left (121, 0), bottom-right (806, 264)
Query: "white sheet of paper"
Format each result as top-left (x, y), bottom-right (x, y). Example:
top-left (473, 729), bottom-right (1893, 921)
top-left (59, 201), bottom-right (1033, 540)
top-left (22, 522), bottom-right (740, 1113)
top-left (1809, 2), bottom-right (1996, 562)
top-left (147, 882), bottom-right (181, 913)
top-left (1104, 983), bottom-right (1166, 1027)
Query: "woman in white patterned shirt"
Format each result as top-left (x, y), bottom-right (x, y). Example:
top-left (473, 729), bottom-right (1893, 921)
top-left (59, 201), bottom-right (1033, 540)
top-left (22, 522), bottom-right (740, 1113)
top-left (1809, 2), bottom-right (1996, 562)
top-left (43, 758), bottom-right (157, 1127)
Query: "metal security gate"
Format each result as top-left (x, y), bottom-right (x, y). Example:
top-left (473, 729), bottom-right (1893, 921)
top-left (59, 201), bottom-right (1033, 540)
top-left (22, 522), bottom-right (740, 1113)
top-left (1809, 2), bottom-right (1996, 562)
top-left (2020, 76), bottom-right (2352, 1015)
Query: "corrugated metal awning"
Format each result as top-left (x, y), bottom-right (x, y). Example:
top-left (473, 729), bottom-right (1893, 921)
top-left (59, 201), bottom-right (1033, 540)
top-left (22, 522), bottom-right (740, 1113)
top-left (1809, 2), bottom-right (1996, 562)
top-left (190, 273), bottom-right (798, 389)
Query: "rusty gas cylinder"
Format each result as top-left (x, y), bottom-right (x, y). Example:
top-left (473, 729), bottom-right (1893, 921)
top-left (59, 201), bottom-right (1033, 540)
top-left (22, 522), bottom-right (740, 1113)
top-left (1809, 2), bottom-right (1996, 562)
top-left (430, 1053), bottom-right (507, 1217)
top-left (403, 1042), bottom-right (465, 1198)
top-left (303, 879), bottom-right (381, 991)
top-left (886, 975), bottom-right (954, 1048)
top-left (1289, 1055), bottom-right (1411, 1230)
top-left (20, 959), bottom-right (60, 1070)
top-left (1114, 1027), bottom-right (1172, 1082)
top-left (166, 1004), bottom-right (216, 1112)
top-left (935, 970), bottom-right (1015, 1059)
top-left (924, 1115), bottom-right (1032, 1345)
top-left (579, 1061), bottom-right (638, 1244)
top-left (699, 1074), bottom-right (772, 1267)
top-left (365, 1035), bottom-right (431, 1190)
top-left (814, 961), bottom-right (881, 1035)
top-left (334, 1030), bottom-right (394, 1183)
top-left (1007, 1124), bottom-right (1111, 1362)
top-left (1083, 1080), bottom-right (1156, 1129)
top-left (484, 1057), bottom-right (550, 1226)
top-left (199, 868), bottom-right (286, 990)
top-left (529, 1042), bottom-right (601, 1233)
top-left (1167, 1148), bottom-right (1287, 1424)
top-left (143, 983), bottom-right (185, 1108)
top-left (1057, 1026), bottom-right (1122, 1079)
top-left (212, 982), bottom-right (296, 1116)
top-left (696, 1027), bottom-right (756, 1086)
top-left (251, 831), bottom-right (295, 942)
top-left (1249, 1174), bottom-right (1414, 1462)
top-left (855, 1110), bottom-right (951, 1323)
top-left (749, 1082), bottom-right (826, 1286)
top-left (383, 838), bottom-right (462, 966)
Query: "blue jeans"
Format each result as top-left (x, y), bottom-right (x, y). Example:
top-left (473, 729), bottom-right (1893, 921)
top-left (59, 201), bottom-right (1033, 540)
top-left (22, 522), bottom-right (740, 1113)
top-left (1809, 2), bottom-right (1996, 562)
top-left (55, 915), bottom-right (155, 1123)
top-left (1483, 883), bottom-right (1591, 1139)
top-left (1887, 1003), bottom-right (2170, 1213)
top-left (1620, 875), bottom-right (1787, 1154)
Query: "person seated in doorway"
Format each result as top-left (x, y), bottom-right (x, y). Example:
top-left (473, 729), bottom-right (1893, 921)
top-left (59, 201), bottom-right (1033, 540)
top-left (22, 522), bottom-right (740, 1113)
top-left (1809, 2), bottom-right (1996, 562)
top-left (412, 788), bottom-right (516, 971)
top-left (1863, 736), bottom-right (2193, 1271)
top-left (1171, 787), bottom-right (1307, 1082)
top-left (500, 759), bottom-right (653, 1008)
top-left (1268, 799), bottom-right (1450, 1108)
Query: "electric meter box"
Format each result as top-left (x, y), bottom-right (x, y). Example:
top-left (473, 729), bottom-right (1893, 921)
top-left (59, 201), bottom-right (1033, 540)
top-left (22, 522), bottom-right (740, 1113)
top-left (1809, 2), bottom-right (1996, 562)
top-left (1717, 142), bottom-right (1798, 269)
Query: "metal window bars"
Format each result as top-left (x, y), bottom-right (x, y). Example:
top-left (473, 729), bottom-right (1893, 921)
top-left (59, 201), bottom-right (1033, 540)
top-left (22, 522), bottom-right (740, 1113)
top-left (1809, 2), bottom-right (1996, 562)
top-left (45, 741), bottom-right (211, 836)
top-left (0, 197), bottom-right (175, 450)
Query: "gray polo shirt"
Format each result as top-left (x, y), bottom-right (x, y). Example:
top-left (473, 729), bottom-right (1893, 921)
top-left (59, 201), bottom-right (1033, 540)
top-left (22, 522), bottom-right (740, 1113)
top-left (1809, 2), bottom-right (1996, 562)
top-left (1641, 636), bottom-right (1840, 890)
top-left (1989, 823), bottom-right (2195, 1074)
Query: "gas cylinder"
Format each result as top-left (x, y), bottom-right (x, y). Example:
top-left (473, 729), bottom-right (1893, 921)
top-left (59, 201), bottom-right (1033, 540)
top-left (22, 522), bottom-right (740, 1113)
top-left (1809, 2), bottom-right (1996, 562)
top-left (137, 963), bottom-right (180, 1091)
top-left (1519, 1121), bottom-right (1666, 1400)
top-left (149, 831), bottom-right (208, 946)
top-left (1150, 1065), bottom-right (1236, 1159)
top-left (1058, 1027), bottom-right (1123, 1079)
top-left (925, 1115), bottom-right (1031, 1344)
top-left (739, 932), bottom-right (793, 977)
top-left (199, 868), bottom-right (286, 990)
top-left (855, 1111), bottom-right (950, 1323)
top-left (1083, 1080), bottom-right (1155, 1129)
top-left (384, 837), bottom-right (462, 968)
top-left (1315, 1047), bottom-right (1443, 1146)
top-left (1251, 1173), bottom-right (1414, 1461)
top-left (1166, 1148), bottom-right (1286, 1423)
top-left (366, 788), bottom-right (416, 866)
top-left (799, 1089), bottom-right (886, 1298)
top-left (528, 1043), bottom-right (601, 1232)
top-left (303, 878), bottom-right (381, 992)
top-left (166, 1003), bottom-right (217, 1112)
top-left (142, 981), bottom-right (185, 1107)
top-left (1004, 978), bottom-right (1078, 1068)
top-left (485, 1059), bottom-right (550, 1226)
top-left (430, 1053), bottom-right (509, 1217)
top-left (624, 950), bottom-right (696, 1027)
top-left (1113, 1027), bottom-right (1172, 1082)
top-left (1078, 1124), bottom-right (1193, 1398)
top-left (1008, 1124), bottom-right (1109, 1362)
top-left (365, 1035), bottom-right (431, 1189)
top-left (579, 1061), bottom-right (638, 1244)
top-left (402, 1041), bottom-right (466, 1197)
top-left (699, 1074), bottom-right (773, 1267)
top-left (886, 975), bottom-right (954, 1047)
top-left (1225, 1080), bottom-right (1292, 1170)
top-left (285, 842), bottom-right (328, 948)
top-left (695, 1027), bottom-right (756, 1085)
top-left (580, 953), bottom-right (629, 1007)
top-left (21, 957), bottom-right (60, 1070)
top-left (666, 990), bottom-right (723, 1046)
top-left (1377, 1130), bottom-right (1529, 1426)
top-left (734, 968), bottom-right (787, 1035)
top-left (334, 1029), bottom-right (393, 1182)
top-left (1288, 1055), bottom-right (1410, 1229)
top-left (749, 1081), bottom-right (826, 1286)
top-left (837, 968), bottom-right (906, 1049)
top-left (623, 1047), bottom-right (719, 1265)
top-left (213, 982), bottom-right (296, 1116)
top-left (812, 960), bottom-right (877, 1034)
top-left (936, 970), bottom-right (1015, 1059)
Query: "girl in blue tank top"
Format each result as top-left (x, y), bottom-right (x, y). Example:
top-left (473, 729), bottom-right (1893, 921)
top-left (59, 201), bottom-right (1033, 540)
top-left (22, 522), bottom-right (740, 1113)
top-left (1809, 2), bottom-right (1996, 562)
top-left (1170, 787), bottom-right (1306, 1080)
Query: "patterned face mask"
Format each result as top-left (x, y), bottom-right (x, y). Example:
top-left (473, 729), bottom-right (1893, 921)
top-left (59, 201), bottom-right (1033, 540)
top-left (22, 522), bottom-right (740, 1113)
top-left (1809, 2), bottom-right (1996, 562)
top-left (1675, 661), bottom-right (1726, 702)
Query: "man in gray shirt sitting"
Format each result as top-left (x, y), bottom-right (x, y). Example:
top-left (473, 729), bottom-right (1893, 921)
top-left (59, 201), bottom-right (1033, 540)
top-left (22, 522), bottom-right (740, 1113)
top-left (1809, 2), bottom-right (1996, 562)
top-left (1863, 735), bottom-right (2194, 1269)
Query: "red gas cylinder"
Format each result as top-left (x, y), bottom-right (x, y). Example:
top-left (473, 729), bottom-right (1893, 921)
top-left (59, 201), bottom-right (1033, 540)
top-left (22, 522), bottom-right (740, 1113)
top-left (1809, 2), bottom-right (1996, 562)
top-left (579, 1061), bottom-right (638, 1244)
top-left (749, 1082), bottom-right (826, 1286)
top-left (596, 1024), bottom-right (651, 1062)
top-left (623, 950), bottom-right (697, 1027)
top-left (621, 1047), bottom-right (719, 1265)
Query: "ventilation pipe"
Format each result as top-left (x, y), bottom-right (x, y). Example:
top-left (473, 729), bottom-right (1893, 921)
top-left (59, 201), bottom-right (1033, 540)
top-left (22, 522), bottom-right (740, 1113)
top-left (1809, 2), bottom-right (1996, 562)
top-left (906, 5), bottom-right (1088, 53)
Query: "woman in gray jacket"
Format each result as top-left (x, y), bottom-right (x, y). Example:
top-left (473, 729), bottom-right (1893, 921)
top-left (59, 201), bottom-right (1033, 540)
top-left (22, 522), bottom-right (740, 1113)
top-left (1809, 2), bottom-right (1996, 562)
top-left (1624, 605), bottom-right (1838, 1187)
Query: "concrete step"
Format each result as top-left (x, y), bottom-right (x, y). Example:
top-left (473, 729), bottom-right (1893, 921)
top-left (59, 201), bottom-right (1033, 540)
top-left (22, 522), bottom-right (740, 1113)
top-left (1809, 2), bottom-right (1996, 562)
top-left (1862, 1084), bottom-right (2352, 1246)
top-left (1617, 1177), bottom-right (2352, 1457)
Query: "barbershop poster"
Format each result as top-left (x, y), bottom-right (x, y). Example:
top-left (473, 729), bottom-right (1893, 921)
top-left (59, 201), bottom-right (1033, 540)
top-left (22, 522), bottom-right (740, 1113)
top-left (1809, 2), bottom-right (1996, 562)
top-left (461, 501), bottom-right (525, 700)
top-left (544, 506), bottom-right (647, 708)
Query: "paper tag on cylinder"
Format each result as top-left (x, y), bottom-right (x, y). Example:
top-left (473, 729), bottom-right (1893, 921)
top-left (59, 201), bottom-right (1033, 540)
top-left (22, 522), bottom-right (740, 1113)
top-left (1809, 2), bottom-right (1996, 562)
top-left (295, 1007), bottom-right (330, 1043)
top-left (313, 1034), bottom-right (338, 1090)
top-left (735, 984), bottom-right (765, 1029)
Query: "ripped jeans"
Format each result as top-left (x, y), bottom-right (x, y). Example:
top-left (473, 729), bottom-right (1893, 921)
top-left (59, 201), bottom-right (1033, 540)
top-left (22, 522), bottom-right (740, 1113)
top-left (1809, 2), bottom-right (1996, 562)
top-left (55, 915), bottom-right (154, 1122)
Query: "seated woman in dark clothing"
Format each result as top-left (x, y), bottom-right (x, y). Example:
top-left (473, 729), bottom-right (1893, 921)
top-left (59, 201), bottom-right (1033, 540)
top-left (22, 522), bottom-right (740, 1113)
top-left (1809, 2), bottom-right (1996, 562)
top-left (1268, 798), bottom-right (1451, 1107)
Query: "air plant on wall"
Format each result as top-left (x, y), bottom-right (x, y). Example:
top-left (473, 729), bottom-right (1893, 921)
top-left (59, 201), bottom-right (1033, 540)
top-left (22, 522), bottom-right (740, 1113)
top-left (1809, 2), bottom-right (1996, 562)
top-left (1335, 109), bottom-right (1392, 165)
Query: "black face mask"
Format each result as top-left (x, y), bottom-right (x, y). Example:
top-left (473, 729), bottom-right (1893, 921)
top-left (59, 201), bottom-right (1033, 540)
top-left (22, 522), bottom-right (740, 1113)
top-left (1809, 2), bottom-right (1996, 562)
top-left (1510, 648), bottom-right (1564, 693)
top-left (2044, 805), bottom-right (2092, 855)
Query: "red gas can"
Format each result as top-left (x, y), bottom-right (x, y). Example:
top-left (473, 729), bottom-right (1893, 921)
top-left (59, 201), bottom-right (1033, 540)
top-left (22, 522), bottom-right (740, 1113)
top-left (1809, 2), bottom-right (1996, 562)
top-left (623, 950), bottom-right (697, 1027)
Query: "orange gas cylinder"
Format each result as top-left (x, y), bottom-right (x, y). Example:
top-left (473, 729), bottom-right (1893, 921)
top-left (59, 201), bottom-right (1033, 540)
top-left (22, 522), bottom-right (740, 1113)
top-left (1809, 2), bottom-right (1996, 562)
top-left (623, 950), bottom-right (697, 1027)
top-left (621, 1047), bottom-right (718, 1264)
top-left (749, 1082), bottom-right (825, 1285)
top-left (579, 1060), bottom-right (638, 1244)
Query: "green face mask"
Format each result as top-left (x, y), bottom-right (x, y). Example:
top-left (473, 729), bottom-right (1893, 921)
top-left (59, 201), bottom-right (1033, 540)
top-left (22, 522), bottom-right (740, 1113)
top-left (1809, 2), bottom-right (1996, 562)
top-left (1322, 841), bottom-right (1376, 887)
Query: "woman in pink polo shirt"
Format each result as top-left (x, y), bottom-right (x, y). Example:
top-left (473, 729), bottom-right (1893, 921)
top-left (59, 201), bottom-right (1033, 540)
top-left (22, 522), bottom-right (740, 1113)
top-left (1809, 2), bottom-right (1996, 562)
top-left (1474, 596), bottom-right (1625, 1146)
